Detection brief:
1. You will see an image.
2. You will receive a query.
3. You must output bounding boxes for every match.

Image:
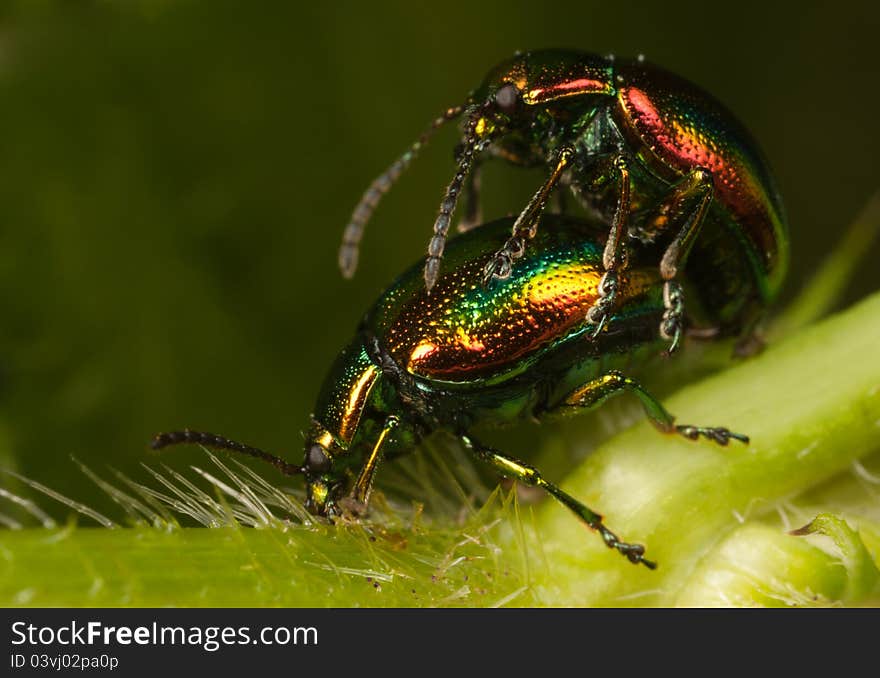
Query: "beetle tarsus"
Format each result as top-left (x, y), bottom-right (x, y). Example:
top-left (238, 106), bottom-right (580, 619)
top-left (660, 280), bottom-right (685, 354)
top-left (599, 525), bottom-right (657, 569)
top-left (481, 146), bottom-right (574, 285)
top-left (481, 252), bottom-right (513, 285)
top-left (586, 270), bottom-right (618, 338)
top-left (460, 433), bottom-right (657, 569)
top-left (675, 424), bottom-right (749, 446)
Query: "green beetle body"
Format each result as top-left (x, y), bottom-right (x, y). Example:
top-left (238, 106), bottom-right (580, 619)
top-left (310, 214), bottom-right (666, 511)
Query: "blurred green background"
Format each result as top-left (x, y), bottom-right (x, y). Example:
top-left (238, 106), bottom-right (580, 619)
top-left (0, 1), bottom-right (877, 512)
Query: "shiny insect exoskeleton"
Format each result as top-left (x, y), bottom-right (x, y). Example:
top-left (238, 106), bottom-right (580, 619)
top-left (338, 49), bottom-right (789, 354)
top-left (154, 214), bottom-right (749, 569)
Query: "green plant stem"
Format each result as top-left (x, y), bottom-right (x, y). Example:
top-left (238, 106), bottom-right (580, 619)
top-left (532, 290), bottom-right (880, 605)
top-left (0, 515), bottom-right (532, 607)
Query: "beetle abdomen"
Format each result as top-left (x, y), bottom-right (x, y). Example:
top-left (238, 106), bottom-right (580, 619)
top-left (613, 60), bottom-right (788, 301)
top-left (366, 216), bottom-right (661, 384)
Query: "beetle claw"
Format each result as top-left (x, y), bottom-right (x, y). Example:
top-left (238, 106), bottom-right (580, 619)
top-left (660, 280), bottom-right (685, 354)
top-left (675, 424), bottom-right (749, 446)
top-left (586, 271), bottom-right (618, 337)
top-left (588, 310), bottom-right (609, 338)
top-left (482, 253), bottom-right (512, 285)
top-left (599, 525), bottom-right (656, 569)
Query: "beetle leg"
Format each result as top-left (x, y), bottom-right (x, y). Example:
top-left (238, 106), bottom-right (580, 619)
top-left (650, 167), bottom-right (715, 354)
top-left (460, 434), bottom-right (656, 569)
top-left (585, 154), bottom-right (632, 338)
top-left (347, 416), bottom-right (399, 511)
top-left (457, 160), bottom-right (483, 233)
top-left (553, 370), bottom-right (749, 446)
top-left (482, 146), bottom-right (574, 285)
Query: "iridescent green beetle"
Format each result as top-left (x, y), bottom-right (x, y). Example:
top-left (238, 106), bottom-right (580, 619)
top-left (338, 49), bottom-right (789, 354)
top-left (154, 214), bottom-right (748, 569)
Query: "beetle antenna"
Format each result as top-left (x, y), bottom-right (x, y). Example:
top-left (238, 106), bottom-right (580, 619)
top-left (424, 113), bottom-right (489, 291)
top-left (338, 105), bottom-right (465, 278)
top-left (150, 429), bottom-right (305, 476)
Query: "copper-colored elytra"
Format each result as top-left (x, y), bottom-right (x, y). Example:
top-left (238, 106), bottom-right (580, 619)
top-left (616, 83), bottom-right (785, 296)
top-left (391, 255), bottom-right (612, 381)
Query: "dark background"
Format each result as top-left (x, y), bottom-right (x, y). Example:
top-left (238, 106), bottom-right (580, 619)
top-left (0, 1), bottom-right (877, 508)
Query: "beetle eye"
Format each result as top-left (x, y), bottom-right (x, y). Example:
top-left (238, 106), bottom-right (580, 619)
top-left (494, 83), bottom-right (520, 113)
top-left (305, 443), bottom-right (332, 474)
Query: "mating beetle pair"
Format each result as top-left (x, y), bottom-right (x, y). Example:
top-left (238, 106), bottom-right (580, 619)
top-left (154, 50), bottom-right (788, 569)
top-left (340, 49), bottom-right (788, 353)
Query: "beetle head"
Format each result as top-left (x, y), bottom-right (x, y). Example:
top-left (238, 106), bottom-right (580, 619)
top-left (466, 53), bottom-right (532, 143)
top-left (301, 422), bottom-right (347, 516)
top-left (467, 50), bottom-right (614, 143)
top-left (341, 50), bottom-right (615, 281)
